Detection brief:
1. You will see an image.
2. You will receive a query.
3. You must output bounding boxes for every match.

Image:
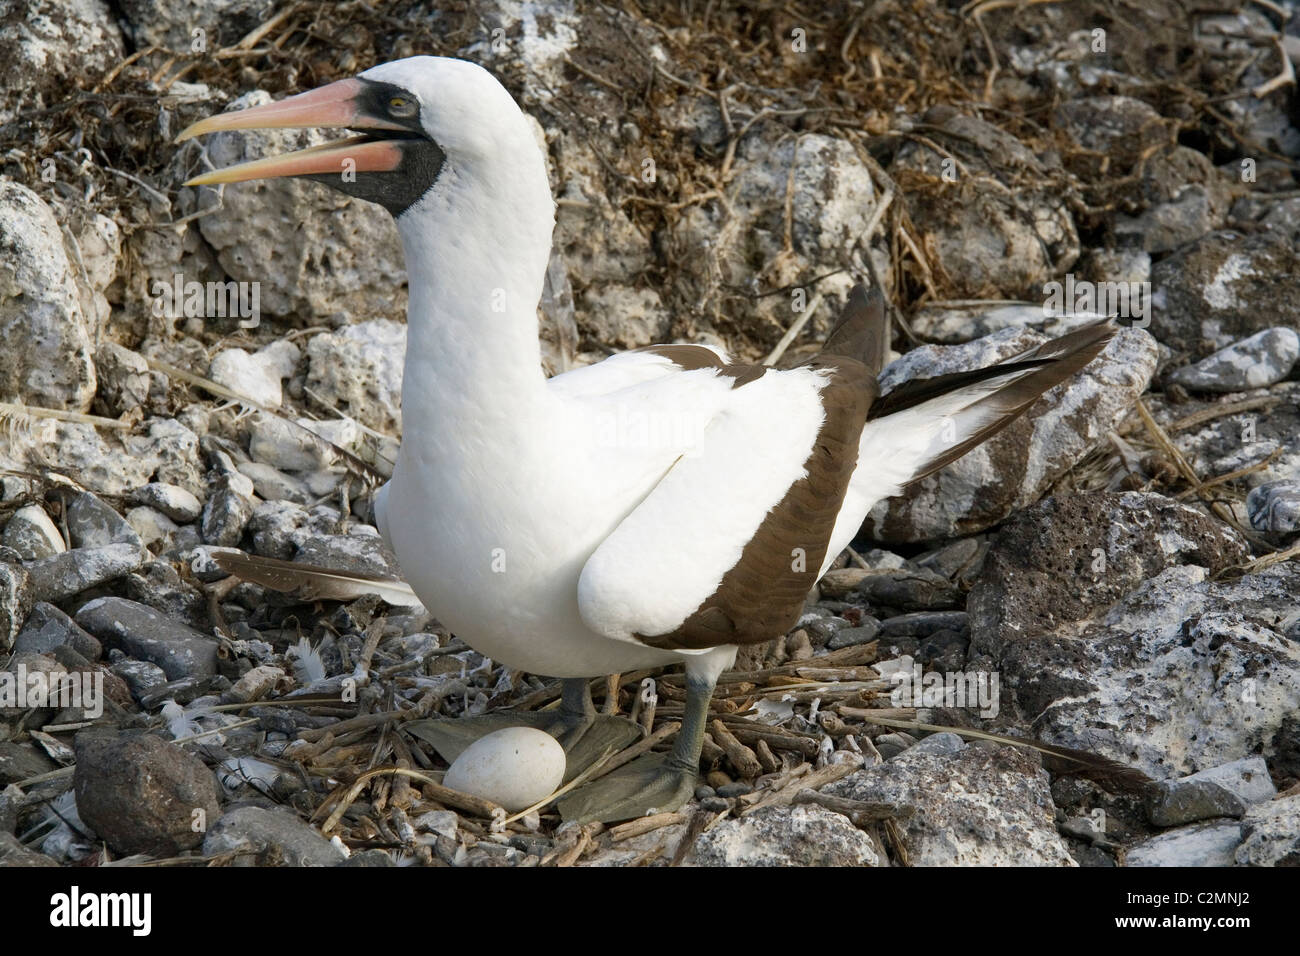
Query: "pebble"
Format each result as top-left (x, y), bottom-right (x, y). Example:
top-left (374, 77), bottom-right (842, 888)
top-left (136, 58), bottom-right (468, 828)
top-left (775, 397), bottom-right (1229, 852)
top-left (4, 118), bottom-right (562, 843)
top-left (715, 781), bottom-right (754, 797)
top-left (75, 597), bottom-right (219, 680)
top-left (108, 657), bottom-right (170, 702)
top-left (73, 730), bottom-right (222, 856)
top-left (126, 482), bottom-right (203, 523)
top-left (12, 602), bottom-right (102, 660)
top-left (125, 506), bottom-right (179, 548)
top-left (852, 567), bottom-right (962, 611)
top-left (0, 562), bottom-right (32, 651)
top-left (208, 340), bottom-right (300, 410)
top-left (0, 741), bottom-right (58, 786)
top-left (827, 618), bottom-right (881, 649)
top-left (200, 475), bottom-right (255, 547)
top-left (221, 665), bottom-right (285, 704)
top-left (24, 543), bottom-right (147, 603)
top-left (1246, 479), bottom-right (1300, 533)
top-left (874, 732), bottom-right (917, 759)
top-left (202, 805), bottom-right (346, 866)
top-left (1169, 327), bottom-right (1300, 392)
top-left (1, 505), bottom-right (64, 560)
top-left (1146, 778), bottom-right (1246, 827)
top-left (65, 491), bottom-right (142, 549)
top-left (237, 461), bottom-right (310, 503)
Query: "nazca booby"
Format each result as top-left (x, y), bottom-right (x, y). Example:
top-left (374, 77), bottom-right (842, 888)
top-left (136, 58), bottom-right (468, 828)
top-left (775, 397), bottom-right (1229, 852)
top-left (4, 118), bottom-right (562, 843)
top-left (178, 56), bottom-right (1116, 823)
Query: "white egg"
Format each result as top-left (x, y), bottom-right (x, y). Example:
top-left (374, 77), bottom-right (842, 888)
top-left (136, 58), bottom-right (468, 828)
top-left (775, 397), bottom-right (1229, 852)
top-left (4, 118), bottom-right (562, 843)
top-left (443, 727), bottom-right (566, 811)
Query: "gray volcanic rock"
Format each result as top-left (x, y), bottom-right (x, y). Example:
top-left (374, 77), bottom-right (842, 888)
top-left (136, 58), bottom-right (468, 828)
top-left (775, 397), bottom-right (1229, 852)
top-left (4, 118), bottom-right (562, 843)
top-left (117, 0), bottom-right (273, 51)
top-left (0, 183), bottom-right (97, 410)
top-left (13, 602), bottom-right (102, 660)
top-left (1169, 328), bottom-right (1300, 392)
top-left (0, 741), bottom-right (58, 786)
top-left (0, 560), bottom-right (31, 652)
top-left (192, 91), bottom-right (407, 323)
top-left (0, 0), bottom-right (124, 125)
top-left (75, 597), bottom-right (219, 679)
top-left (1162, 383), bottom-right (1300, 494)
top-left (73, 731), bottom-right (221, 856)
top-left (1, 505), bottom-right (65, 560)
top-left (305, 319), bottom-right (407, 433)
top-left (969, 492), bottom-right (1249, 656)
top-left (1146, 779), bottom-right (1245, 827)
top-left (863, 328), bottom-right (1159, 542)
top-left (1125, 822), bottom-right (1244, 867)
top-left (825, 741), bottom-right (1075, 866)
top-left (1151, 231), bottom-right (1300, 350)
top-left (65, 491), bottom-right (143, 550)
top-left (889, 106), bottom-right (1078, 300)
top-left (686, 804), bottom-right (880, 867)
top-left (1234, 794), bottom-right (1300, 866)
top-left (996, 563), bottom-right (1300, 779)
top-left (202, 805), bottom-right (346, 866)
top-left (1111, 146), bottom-right (1232, 254)
top-left (24, 543), bottom-right (148, 603)
top-left (93, 342), bottom-right (154, 417)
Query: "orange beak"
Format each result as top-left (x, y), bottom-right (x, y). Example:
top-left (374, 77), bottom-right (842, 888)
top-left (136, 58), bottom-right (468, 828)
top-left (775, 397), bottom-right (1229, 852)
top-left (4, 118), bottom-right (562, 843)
top-left (177, 78), bottom-right (409, 186)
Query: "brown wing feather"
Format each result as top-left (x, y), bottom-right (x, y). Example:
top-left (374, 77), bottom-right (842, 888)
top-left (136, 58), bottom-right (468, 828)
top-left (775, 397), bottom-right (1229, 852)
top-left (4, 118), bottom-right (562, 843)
top-left (640, 285), bottom-right (887, 650)
top-left (639, 301), bottom-right (1115, 651)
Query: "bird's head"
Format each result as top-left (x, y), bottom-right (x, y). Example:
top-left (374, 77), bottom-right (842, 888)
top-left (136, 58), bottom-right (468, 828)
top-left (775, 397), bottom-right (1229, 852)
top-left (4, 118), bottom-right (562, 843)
top-left (177, 56), bottom-right (530, 217)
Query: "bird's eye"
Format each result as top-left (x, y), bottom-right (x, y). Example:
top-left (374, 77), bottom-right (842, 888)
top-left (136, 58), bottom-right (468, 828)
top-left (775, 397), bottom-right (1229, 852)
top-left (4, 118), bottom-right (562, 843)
top-left (388, 96), bottom-right (416, 117)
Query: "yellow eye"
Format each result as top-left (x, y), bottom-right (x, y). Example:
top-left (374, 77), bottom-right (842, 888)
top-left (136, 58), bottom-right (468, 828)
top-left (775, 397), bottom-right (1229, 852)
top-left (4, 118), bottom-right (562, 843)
top-left (389, 96), bottom-right (415, 116)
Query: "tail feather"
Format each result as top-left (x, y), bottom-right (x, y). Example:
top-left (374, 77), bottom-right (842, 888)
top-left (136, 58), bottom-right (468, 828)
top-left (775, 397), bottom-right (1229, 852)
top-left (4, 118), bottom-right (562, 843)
top-left (854, 319), bottom-right (1117, 496)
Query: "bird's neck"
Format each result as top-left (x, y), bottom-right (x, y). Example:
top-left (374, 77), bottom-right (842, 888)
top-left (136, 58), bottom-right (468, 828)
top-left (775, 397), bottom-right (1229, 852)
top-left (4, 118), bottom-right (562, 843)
top-left (395, 150), bottom-right (557, 453)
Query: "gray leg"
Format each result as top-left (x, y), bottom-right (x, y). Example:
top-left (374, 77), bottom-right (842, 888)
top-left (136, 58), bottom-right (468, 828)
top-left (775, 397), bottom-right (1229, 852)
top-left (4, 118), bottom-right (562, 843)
top-left (665, 675), bottom-right (713, 774)
top-left (557, 670), bottom-right (719, 824)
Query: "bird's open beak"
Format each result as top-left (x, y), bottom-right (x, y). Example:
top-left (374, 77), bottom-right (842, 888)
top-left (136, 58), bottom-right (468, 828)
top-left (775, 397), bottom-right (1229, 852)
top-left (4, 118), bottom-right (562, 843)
top-left (176, 78), bottom-right (409, 186)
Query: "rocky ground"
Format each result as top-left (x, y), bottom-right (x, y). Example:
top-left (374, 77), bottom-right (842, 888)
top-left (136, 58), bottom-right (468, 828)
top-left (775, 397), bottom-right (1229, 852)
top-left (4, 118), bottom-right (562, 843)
top-left (1, 0), bottom-right (1299, 867)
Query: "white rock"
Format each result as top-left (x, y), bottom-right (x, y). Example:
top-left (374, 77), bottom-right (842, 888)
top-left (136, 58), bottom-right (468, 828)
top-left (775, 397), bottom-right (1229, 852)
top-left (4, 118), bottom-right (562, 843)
top-left (1125, 822), bottom-right (1244, 867)
top-left (687, 804), bottom-right (880, 867)
top-left (0, 0), bottom-right (124, 125)
top-left (1, 505), bottom-right (65, 560)
top-left (305, 319), bottom-right (406, 433)
top-left (208, 340), bottom-right (300, 409)
top-left (127, 482), bottom-right (203, 523)
top-left (194, 91), bottom-right (406, 322)
top-left (1179, 757), bottom-right (1276, 806)
top-left (0, 182), bottom-right (97, 410)
top-left (443, 727), bottom-right (566, 812)
top-left (125, 506), bottom-right (179, 548)
top-left (1234, 794), bottom-right (1300, 866)
top-left (249, 415), bottom-right (357, 472)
